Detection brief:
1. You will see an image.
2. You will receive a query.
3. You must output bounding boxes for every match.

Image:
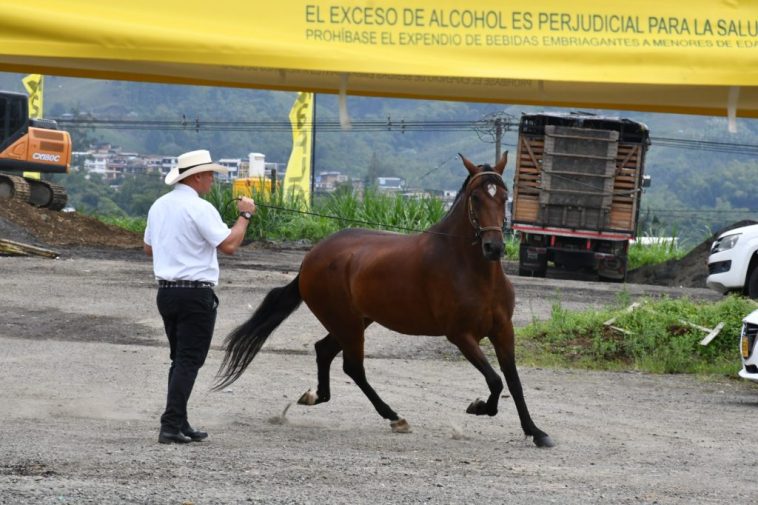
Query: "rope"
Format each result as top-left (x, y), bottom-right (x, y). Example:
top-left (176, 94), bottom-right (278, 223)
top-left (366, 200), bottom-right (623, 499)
top-left (224, 197), bottom-right (456, 237)
top-left (257, 202), bottom-right (455, 236)
top-left (226, 171), bottom-right (507, 240)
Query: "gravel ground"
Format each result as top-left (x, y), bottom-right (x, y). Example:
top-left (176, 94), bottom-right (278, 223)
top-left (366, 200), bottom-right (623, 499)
top-left (1, 247), bottom-right (756, 505)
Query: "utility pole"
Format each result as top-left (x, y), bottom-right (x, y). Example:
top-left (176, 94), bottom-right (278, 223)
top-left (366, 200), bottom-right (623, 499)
top-left (494, 117), bottom-right (503, 164)
top-left (310, 93), bottom-right (317, 208)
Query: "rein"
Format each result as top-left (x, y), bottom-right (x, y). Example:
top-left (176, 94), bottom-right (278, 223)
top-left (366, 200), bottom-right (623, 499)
top-left (223, 198), bottom-right (454, 237)
top-left (465, 171), bottom-right (507, 244)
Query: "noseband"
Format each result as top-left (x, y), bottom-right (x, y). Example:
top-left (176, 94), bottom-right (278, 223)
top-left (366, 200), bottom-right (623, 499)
top-left (466, 171), bottom-right (507, 243)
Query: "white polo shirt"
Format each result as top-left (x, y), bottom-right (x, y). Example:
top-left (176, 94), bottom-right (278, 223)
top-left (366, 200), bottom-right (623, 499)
top-left (144, 184), bottom-right (231, 285)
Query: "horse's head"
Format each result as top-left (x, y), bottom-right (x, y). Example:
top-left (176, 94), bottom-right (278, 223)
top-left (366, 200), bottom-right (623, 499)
top-left (459, 152), bottom-right (508, 261)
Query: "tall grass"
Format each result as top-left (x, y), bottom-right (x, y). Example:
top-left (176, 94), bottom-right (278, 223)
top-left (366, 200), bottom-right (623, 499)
top-left (98, 184), bottom-right (684, 269)
top-left (628, 237), bottom-right (684, 270)
top-left (208, 183), bottom-right (448, 243)
top-left (96, 215), bottom-right (147, 234)
top-left (516, 294), bottom-right (755, 375)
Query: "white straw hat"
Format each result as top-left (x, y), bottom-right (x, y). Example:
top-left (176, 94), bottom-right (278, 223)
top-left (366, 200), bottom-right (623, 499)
top-left (165, 149), bottom-right (229, 185)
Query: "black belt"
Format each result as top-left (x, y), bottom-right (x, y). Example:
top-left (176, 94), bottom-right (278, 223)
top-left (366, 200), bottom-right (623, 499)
top-left (158, 280), bottom-right (214, 289)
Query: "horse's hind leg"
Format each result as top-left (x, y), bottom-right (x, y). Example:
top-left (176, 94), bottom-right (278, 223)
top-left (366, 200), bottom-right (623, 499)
top-left (339, 331), bottom-right (410, 433)
top-left (489, 322), bottom-right (554, 448)
top-left (298, 333), bottom-right (341, 405)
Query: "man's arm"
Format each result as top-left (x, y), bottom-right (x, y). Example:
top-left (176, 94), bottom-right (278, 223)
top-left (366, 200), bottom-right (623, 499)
top-left (217, 217), bottom-right (249, 255)
top-left (217, 196), bottom-right (256, 256)
top-left (144, 243), bottom-right (153, 257)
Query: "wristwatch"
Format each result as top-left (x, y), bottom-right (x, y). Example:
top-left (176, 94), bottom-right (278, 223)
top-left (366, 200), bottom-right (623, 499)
top-left (239, 211), bottom-right (253, 220)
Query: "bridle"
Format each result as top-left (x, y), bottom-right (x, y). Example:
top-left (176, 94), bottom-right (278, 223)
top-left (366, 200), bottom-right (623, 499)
top-left (466, 171), bottom-right (507, 243)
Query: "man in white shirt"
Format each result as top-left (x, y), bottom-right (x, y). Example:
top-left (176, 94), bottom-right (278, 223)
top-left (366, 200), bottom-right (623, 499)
top-left (144, 149), bottom-right (256, 444)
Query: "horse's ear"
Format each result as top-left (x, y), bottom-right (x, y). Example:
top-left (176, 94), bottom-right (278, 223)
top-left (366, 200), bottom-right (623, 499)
top-left (459, 153), bottom-right (480, 176)
top-left (494, 151), bottom-right (508, 175)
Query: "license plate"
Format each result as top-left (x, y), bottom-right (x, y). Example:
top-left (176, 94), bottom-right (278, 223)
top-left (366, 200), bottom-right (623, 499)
top-left (742, 336), bottom-right (750, 359)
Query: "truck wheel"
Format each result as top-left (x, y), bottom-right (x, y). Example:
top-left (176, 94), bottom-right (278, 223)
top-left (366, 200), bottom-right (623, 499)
top-left (598, 274), bottom-right (625, 283)
top-left (748, 268), bottom-right (758, 300)
top-left (518, 266), bottom-right (547, 278)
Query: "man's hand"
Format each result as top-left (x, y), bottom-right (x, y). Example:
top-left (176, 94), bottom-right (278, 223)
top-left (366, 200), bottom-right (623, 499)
top-left (237, 196), bottom-right (256, 215)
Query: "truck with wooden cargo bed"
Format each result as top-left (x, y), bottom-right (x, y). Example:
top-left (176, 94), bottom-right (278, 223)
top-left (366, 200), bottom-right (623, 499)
top-left (511, 112), bottom-right (651, 281)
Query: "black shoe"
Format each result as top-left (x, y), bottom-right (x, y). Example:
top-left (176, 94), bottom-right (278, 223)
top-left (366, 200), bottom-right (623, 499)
top-left (182, 427), bottom-right (208, 441)
top-left (158, 430), bottom-right (192, 444)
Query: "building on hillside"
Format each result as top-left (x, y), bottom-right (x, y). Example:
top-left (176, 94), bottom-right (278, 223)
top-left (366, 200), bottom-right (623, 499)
top-left (144, 156), bottom-right (164, 175)
top-left (121, 153), bottom-right (148, 176)
top-left (218, 158), bottom-right (241, 182)
top-left (74, 147), bottom-right (283, 185)
top-left (376, 176), bottom-right (405, 193)
top-left (83, 153), bottom-right (118, 180)
top-left (160, 157), bottom-right (177, 176)
top-left (235, 153), bottom-right (282, 182)
top-left (315, 171), bottom-right (350, 194)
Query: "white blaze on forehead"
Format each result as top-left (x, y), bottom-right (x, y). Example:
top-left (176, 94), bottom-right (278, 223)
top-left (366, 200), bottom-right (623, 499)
top-left (487, 183), bottom-right (497, 197)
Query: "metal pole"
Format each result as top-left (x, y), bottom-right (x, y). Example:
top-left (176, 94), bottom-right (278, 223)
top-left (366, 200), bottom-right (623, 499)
top-left (309, 93), bottom-right (316, 208)
top-left (495, 117), bottom-right (502, 164)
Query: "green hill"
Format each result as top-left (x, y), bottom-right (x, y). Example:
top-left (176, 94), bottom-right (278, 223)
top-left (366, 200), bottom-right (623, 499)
top-left (1, 71), bottom-right (755, 246)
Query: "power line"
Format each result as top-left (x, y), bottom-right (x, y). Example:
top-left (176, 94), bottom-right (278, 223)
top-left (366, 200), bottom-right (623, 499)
top-left (56, 117), bottom-right (758, 156)
top-left (57, 118), bottom-right (489, 133)
top-left (642, 208), bottom-right (756, 215)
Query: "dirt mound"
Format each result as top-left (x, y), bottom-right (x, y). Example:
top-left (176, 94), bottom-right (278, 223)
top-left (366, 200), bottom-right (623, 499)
top-left (0, 199), bottom-right (142, 250)
top-left (627, 240), bottom-right (710, 288)
top-left (627, 220), bottom-right (758, 288)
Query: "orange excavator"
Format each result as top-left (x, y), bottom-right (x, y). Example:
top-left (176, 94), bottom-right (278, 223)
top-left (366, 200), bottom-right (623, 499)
top-left (0, 91), bottom-right (71, 210)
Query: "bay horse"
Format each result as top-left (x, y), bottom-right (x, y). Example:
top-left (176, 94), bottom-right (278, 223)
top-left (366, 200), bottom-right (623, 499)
top-left (215, 153), bottom-right (554, 447)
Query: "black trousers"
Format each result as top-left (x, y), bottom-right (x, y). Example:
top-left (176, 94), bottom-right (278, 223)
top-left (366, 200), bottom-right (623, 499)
top-left (156, 287), bottom-right (218, 432)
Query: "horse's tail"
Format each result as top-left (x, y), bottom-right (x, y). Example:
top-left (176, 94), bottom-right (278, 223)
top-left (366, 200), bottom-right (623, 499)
top-left (213, 274), bottom-right (302, 391)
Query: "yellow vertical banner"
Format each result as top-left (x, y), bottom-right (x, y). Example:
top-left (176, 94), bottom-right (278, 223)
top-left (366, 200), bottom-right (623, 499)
top-left (22, 74), bottom-right (43, 118)
top-left (21, 74), bottom-right (43, 179)
top-left (283, 92), bottom-right (313, 209)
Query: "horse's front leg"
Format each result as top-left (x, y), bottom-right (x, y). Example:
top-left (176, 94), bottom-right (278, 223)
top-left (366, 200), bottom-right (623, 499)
top-left (448, 333), bottom-right (503, 416)
top-left (489, 321), bottom-right (555, 448)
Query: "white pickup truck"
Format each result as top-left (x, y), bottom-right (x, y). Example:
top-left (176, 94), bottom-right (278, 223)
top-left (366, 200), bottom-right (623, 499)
top-left (706, 223), bottom-right (758, 299)
top-left (739, 309), bottom-right (758, 381)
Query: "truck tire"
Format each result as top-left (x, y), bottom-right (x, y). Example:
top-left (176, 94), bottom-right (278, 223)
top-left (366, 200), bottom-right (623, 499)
top-left (598, 274), bottom-right (625, 283)
top-left (518, 255), bottom-right (547, 278)
top-left (748, 268), bottom-right (758, 300)
top-left (519, 266), bottom-right (547, 278)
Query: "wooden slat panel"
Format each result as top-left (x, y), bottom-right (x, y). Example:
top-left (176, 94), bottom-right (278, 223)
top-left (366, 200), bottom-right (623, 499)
top-left (614, 182), bottom-right (636, 189)
top-left (514, 135), bottom-right (644, 235)
top-left (609, 211), bottom-right (634, 230)
top-left (513, 197), bottom-right (539, 222)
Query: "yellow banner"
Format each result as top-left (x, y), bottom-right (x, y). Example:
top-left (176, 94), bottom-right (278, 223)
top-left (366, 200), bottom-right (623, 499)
top-left (21, 73), bottom-right (43, 179)
top-left (0, 1), bottom-right (756, 117)
top-left (22, 74), bottom-right (43, 118)
top-left (283, 92), bottom-right (314, 208)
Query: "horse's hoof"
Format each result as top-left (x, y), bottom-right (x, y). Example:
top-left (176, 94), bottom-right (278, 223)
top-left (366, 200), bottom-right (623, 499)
top-left (297, 389), bottom-right (317, 406)
top-left (534, 435), bottom-right (555, 448)
top-left (466, 399), bottom-right (487, 416)
top-left (390, 418), bottom-right (412, 433)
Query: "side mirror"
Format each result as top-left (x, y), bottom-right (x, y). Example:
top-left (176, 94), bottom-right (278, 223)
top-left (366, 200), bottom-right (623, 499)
top-left (641, 175), bottom-right (651, 188)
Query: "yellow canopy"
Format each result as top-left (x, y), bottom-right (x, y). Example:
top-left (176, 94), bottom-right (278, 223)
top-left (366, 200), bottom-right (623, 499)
top-left (0, 0), bottom-right (756, 117)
